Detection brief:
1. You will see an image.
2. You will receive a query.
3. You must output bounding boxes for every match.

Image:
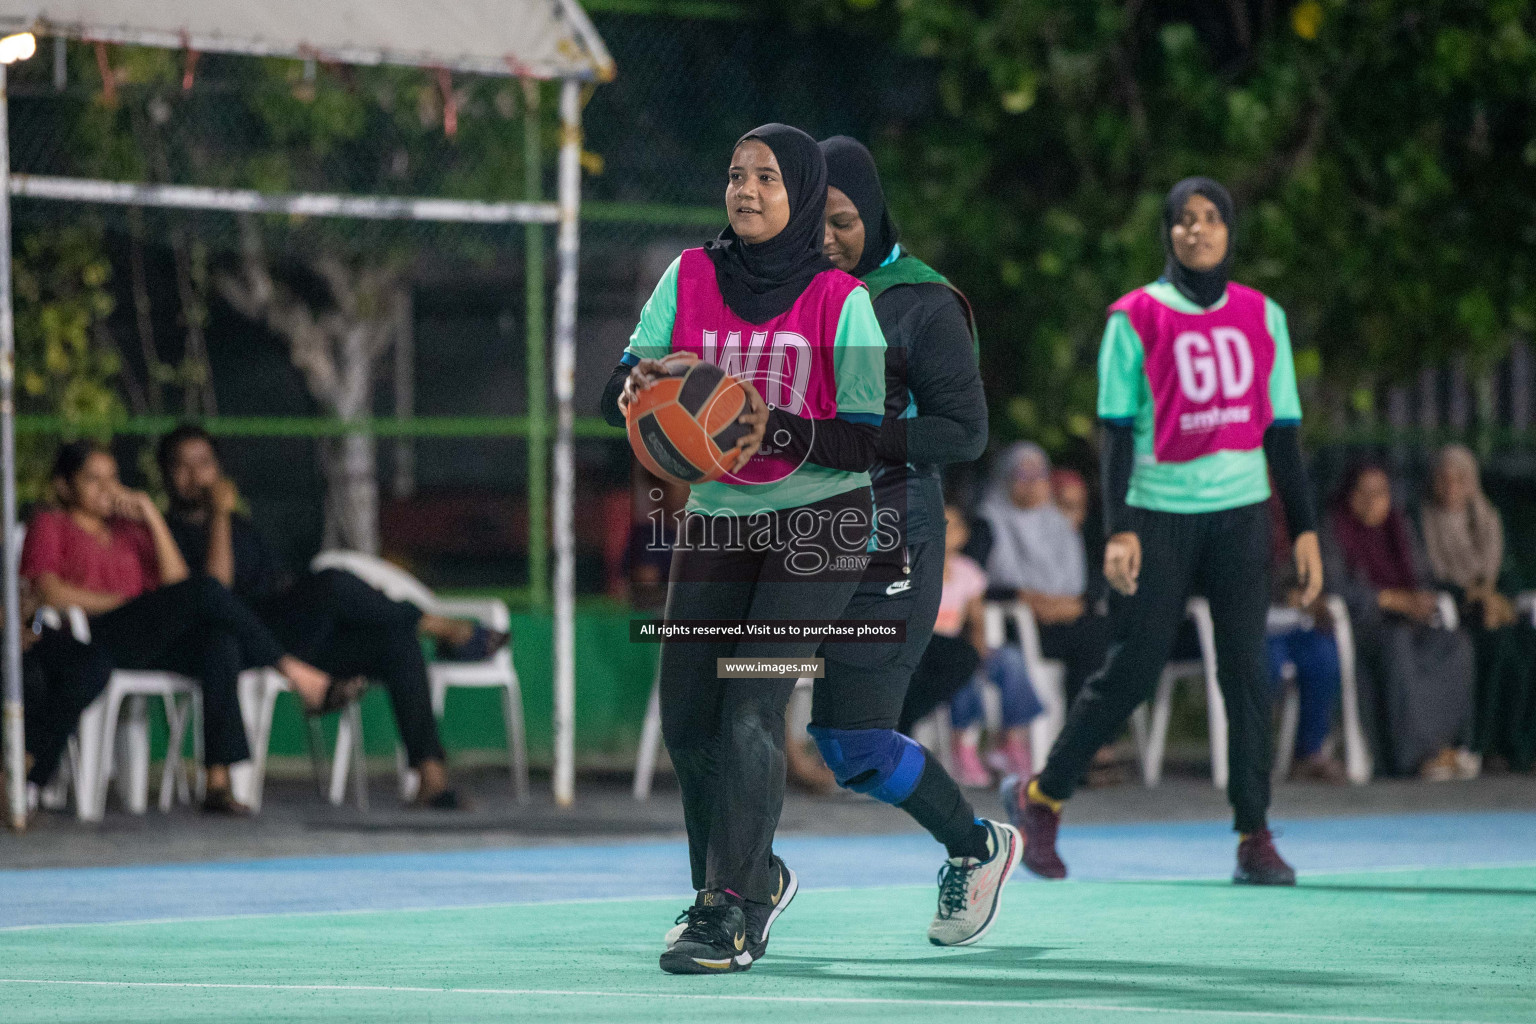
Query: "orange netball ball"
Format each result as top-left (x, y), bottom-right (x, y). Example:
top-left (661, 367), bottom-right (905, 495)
top-left (626, 361), bottom-right (750, 485)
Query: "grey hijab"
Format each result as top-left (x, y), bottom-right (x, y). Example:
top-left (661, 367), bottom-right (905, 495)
top-left (980, 442), bottom-right (1087, 597)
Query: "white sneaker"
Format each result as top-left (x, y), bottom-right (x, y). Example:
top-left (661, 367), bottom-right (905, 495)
top-left (664, 918), bottom-right (688, 949)
top-left (927, 818), bottom-right (1022, 947)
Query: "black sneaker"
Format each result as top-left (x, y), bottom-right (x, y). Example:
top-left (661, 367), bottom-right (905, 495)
top-left (742, 856), bottom-right (798, 961)
top-left (658, 891), bottom-right (752, 974)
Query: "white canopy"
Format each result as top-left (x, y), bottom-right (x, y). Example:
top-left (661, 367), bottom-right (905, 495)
top-left (0, 0), bottom-right (614, 80)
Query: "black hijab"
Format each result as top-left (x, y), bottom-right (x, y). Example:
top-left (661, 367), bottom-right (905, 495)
top-left (703, 123), bottom-right (835, 324)
top-left (1161, 176), bottom-right (1235, 308)
top-left (819, 135), bottom-right (900, 279)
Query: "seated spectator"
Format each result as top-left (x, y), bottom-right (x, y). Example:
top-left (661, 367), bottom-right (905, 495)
top-left (1321, 463), bottom-right (1476, 781)
top-left (157, 425), bottom-right (502, 809)
top-left (2, 579), bottom-right (113, 811)
top-left (1421, 445), bottom-right (1536, 773)
top-left (625, 471), bottom-right (687, 613)
top-left (1266, 495), bottom-right (1345, 784)
top-left (1051, 468), bottom-right (1089, 531)
top-left (1052, 466), bottom-right (1107, 608)
top-left (934, 506), bottom-right (1042, 787)
top-left (980, 442), bottom-right (1108, 707)
top-left (22, 441), bottom-right (361, 814)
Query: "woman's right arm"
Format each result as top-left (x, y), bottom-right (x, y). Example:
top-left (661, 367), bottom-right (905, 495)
top-left (601, 257), bottom-right (682, 427)
top-left (965, 595), bottom-right (988, 656)
top-left (33, 572), bottom-right (125, 615)
top-left (1098, 311), bottom-right (1144, 595)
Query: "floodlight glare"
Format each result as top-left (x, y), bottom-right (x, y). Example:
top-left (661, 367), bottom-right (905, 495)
top-left (0, 32), bottom-right (36, 64)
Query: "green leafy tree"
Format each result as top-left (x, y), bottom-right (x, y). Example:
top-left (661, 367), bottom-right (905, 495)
top-left (11, 224), bottom-right (124, 503)
top-left (793, 0), bottom-right (1536, 450)
top-left (14, 43), bottom-right (549, 549)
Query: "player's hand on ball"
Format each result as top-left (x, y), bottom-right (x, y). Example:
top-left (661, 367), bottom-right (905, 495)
top-left (730, 379), bottom-right (769, 471)
top-left (620, 359), bottom-right (668, 413)
top-left (1105, 532), bottom-right (1142, 596)
top-left (1293, 531), bottom-right (1323, 608)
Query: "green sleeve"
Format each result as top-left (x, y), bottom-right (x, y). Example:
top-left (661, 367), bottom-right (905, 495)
top-left (1097, 310), bottom-right (1145, 420)
top-left (831, 286), bottom-right (887, 418)
top-left (624, 256), bottom-right (681, 361)
top-left (1266, 297), bottom-right (1302, 422)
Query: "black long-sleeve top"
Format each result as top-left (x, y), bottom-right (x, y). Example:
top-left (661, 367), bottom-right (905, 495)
top-left (867, 282), bottom-right (987, 545)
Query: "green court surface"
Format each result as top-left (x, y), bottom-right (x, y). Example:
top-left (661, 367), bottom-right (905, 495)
top-left (3, 864), bottom-right (1532, 1024)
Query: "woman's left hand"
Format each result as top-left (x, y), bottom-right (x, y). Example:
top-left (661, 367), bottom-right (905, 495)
top-left (1293, 531), bottom-right (1323, 608)
top-left (729, 379), bottom-right (769, 471)
top-left (1483, 591), bottom-right (1518, 630)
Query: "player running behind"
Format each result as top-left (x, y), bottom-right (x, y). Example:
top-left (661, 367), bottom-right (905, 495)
top-left (600, 124), bottom-right (887, 974)
top-left (1004, 176), bottom-right (1322, 886)
top-left (810, 135), bottom-right (1020, 946)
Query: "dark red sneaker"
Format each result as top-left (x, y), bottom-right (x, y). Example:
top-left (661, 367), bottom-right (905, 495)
top-left (1234, 829), bottom-right (1296, 886)
top-left (1001, 774), bottom-right (1067, 880)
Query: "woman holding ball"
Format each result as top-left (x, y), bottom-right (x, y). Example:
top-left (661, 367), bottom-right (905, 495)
top-left (600, 123), bottom-right (886, 974)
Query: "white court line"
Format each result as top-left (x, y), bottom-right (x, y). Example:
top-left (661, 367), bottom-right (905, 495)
top-left (0, 978), bottom-right (1513, 1024)
top-left (4, 860), bottom-right (1533, 935)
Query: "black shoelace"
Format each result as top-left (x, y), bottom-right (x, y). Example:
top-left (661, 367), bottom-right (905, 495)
top-left (936, 861), bottom-right (974, 919)
top-left (677, 903), bottom-right (738, 947)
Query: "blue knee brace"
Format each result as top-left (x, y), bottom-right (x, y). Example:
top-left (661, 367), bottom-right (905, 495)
top-left (807, 726), bottom-right (926, 805)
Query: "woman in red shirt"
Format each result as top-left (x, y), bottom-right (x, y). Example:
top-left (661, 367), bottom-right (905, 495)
top-left (22, 441), bottom-right (363, 813)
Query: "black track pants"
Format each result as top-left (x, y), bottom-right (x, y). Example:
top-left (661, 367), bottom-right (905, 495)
top-left (659, 487), bottom-right (870, 904)
top-left (815, 539), bottom-right (981, 857)
top-left (1038, 502), bottom-right (1275, 833)
top-left (89, 575), bottom-right (288, 766)
top-left (259, 569), bottom-right (444, 766)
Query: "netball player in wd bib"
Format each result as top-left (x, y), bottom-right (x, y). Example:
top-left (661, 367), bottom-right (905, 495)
top-left (600, 124), bottom-right (886, 974)
top-left (1005, 177), bottom-right (1322, 886)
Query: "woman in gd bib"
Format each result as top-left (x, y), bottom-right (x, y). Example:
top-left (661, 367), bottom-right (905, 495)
top-left (600, 123), bottom-right (886, 974)
top-left (1006, 177), bottom-right (1322, 887)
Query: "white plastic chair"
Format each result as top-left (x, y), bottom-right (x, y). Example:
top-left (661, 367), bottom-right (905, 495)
top-left (1269, 595), bottom-right (1372, 785)
top-left (1145, 592), bottom-right (1398, 790)
top-left (1517, 591), bottom-right (1536, 627)
top-left (632, 673), bottom-right (823, 801)
top-left (632, 663), bottom-right (665, 800)
top-left (309, 550), bottom-right (528, 805)
top-left (1126, 597), bottom-right (1224, 789)
top-left (228, 667), bottom-right (300, 812)
top-left (43, 606), bottom-right (203, 822)
top-left (982, 601), bottom-right (1067, 774)
top-left (631, 671), bottom-right (950, 801)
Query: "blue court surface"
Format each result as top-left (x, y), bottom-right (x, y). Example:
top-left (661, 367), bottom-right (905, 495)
top-left (3, 810), bottom-right (1535, 928)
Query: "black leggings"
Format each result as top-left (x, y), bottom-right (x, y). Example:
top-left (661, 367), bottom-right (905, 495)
top-left (88, 575), bottom-right (287, 767)
top-left (660, 487), bottom-right (870, 903)
top-left (814, 539), bottom-right (984, 858)
top-left (23, 629), bottom-right (114, 786)
top-left (258, 569), bottom-right (444, 767)
top-left (1038, 502), bottom-right (1274, 833)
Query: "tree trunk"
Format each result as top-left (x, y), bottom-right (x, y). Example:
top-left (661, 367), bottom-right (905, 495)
top-left (323, 323), bottom-right (380, 554)
top-left (216, 225), bottom-right (402, 557)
